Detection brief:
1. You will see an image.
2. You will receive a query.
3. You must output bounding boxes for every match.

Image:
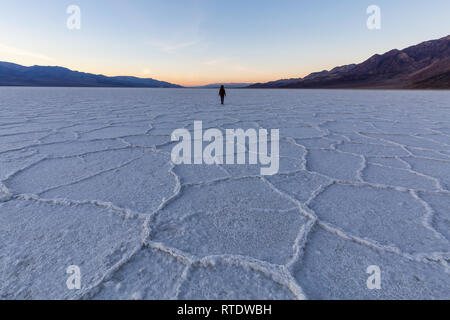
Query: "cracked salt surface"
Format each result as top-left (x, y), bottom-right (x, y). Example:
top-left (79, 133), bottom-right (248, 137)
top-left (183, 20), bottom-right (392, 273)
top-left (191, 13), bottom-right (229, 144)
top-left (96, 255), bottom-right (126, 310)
top-left (0, 87), bottom-right (449, 300)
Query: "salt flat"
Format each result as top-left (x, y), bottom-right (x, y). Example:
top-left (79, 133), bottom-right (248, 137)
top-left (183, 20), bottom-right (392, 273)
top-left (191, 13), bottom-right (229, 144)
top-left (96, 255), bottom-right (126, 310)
top-left (0, 87), bottom-right (449, 300)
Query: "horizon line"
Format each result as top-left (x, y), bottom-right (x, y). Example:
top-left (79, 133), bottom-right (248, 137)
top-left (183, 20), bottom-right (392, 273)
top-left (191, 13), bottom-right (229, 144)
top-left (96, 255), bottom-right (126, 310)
top-left (2, 33), bottom-right (448, 87)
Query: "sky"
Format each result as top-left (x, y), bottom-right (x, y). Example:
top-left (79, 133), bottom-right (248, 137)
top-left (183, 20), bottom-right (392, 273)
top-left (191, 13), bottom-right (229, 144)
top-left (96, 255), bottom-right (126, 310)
top-left (0, 0), bottom-right (449, 86)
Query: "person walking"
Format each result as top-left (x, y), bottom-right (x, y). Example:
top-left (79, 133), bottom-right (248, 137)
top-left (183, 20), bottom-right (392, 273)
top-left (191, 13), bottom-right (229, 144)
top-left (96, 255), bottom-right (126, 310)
top-left (219, 85), bottom-right (226, 105)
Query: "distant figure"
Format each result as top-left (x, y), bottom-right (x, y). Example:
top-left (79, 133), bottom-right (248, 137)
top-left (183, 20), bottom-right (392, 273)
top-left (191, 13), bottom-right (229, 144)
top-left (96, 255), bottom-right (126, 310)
top-left (219, 85), bottom-right (226, 105)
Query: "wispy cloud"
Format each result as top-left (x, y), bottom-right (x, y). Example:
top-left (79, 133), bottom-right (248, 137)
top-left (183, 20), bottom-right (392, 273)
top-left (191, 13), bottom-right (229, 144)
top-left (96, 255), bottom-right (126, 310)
top-left (232, 64), bottom-right (250, 72)
top-left (202, 59), bottom-right (251, 72)
top-left (203, 59), bottom-right (222, 66)
top-left (149, 40), bottom-right (197, 53)
top-left (140, 68), bottom-right (152, 76)
top-left (0, 43), bottom-right (53, 61)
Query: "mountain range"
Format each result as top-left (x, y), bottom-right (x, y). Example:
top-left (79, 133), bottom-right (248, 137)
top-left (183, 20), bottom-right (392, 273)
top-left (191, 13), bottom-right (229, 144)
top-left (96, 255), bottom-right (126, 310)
top-left (249, 35), bottom-right (450, 89)
top-left (0, 62), bottom-right (181, 88)
top-left (1, 35), bottom-right (449, 89)
top-left (193, 83), bottom-right (252, 88)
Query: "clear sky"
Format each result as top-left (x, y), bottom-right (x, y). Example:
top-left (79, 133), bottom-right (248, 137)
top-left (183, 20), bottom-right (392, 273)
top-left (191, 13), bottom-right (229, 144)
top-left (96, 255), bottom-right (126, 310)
top-left (1, 0), bottom-right (449, 86)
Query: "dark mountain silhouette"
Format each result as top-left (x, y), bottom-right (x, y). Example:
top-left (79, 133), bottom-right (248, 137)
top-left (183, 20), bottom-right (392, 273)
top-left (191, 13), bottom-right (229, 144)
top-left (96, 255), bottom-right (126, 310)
top-left (194, 83), bottom-right (252, 88)
top-left (0, 62), bottom-right (182, 88)
top-left (250, 35), bottom-right (450, 89)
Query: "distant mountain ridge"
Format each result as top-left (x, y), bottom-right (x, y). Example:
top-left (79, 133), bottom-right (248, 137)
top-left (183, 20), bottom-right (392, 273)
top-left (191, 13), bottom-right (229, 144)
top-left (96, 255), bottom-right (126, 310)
top-left (0, 62), bottom-right (182, 88)
top-left (250, 35), bottom-right (450, 89)
top-left (194, 83), bottom-right (252, 88)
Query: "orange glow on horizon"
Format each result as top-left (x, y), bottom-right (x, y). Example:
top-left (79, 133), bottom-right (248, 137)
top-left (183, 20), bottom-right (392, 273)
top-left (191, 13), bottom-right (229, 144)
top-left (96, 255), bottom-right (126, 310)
top-left (78, 69), bottom-right (311, 87)
top-left (95, 69), bottom-right (312, 87)
top-left (47, 61), bottom-right (317, 87)
top-left (4, 58), bottom-right (337, 87)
